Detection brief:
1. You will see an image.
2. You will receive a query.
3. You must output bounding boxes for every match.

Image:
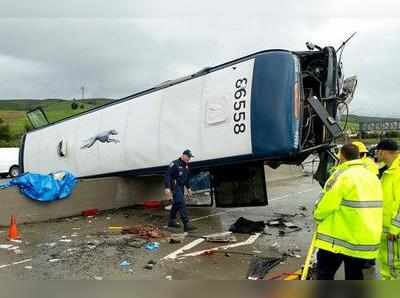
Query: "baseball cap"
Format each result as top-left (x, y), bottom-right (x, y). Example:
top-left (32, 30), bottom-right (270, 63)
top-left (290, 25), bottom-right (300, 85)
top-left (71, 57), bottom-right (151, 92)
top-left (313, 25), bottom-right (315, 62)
top-left (182, 149), bottom-right (194, 158)
top-left (376, 139), bottom-right (398, 151)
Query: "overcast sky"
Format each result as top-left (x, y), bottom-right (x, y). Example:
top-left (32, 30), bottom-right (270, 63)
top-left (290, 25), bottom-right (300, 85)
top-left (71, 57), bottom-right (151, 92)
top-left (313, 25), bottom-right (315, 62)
top-left (0, 0), bottom-right (399, 117)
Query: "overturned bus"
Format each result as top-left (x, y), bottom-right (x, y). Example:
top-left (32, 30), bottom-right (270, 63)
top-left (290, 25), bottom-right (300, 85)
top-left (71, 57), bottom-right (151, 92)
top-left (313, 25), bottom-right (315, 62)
top-left (21, 44), bottom-right (357, 208)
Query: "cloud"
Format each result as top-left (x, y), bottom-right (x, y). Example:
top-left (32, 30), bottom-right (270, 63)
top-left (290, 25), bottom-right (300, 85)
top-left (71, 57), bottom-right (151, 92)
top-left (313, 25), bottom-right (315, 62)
top-left (0, 0), bottom-right (399, 117)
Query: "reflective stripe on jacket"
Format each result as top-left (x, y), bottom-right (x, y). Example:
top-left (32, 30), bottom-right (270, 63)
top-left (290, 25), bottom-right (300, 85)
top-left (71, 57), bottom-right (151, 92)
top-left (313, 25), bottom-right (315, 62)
top-left (381, 155), bottom-right (400, 236)
top-left (314, 159), bottom-right (383, 259)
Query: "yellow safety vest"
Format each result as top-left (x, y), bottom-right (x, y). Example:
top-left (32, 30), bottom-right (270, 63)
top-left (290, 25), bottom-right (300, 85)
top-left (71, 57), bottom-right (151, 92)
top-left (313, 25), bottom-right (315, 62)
top-left (314, 159), bottom-right (383, 259)
top-left (361, 156), bottom-right (379, 176)
top-left (381, 155), bottom-right (400, 235)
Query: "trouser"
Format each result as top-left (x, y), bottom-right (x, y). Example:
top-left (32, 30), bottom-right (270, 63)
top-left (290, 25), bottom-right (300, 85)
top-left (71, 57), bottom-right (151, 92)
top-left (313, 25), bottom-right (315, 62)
top-left (378, 231), bottom-right (400, 280)
top-left (316, 249), bottom-right (368, 280)
top-left (169, 189), bottom-right (189, 225)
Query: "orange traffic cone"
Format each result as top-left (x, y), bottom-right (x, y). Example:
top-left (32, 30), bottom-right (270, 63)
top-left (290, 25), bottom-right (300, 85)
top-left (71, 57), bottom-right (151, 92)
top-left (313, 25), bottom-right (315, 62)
top-left (8, 215), bottom-right (20, 241)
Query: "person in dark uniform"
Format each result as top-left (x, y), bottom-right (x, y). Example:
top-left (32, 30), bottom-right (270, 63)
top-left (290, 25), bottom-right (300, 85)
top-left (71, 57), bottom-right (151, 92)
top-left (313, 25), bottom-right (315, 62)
top-left (164, 149), bottom-right (197, 232)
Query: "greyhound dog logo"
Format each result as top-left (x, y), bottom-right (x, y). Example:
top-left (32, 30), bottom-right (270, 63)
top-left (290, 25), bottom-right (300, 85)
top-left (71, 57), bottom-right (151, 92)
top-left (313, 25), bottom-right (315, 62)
top-left (81, 129), bottom-right (120, 149)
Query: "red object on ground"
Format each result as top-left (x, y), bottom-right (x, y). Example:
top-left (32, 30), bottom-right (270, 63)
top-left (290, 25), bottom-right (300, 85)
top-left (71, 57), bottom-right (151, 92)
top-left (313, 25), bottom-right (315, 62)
top-left (8, 215), bottom-right (20, 240)
top-left (81, 208), bottom-right (98, 217)
top-left (143, 200), bottom-right (161, 209)
top-left (122, 224), bottom-right (167, 239)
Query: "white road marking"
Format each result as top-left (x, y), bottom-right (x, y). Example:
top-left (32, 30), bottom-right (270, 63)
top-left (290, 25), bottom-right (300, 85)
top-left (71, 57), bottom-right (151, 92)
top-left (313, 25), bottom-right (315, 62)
top-left (162, 238), bottom-right (205, 260)
top-left (180, 233), bottom-right (261, 257)
top-left (0, 258), bottom-right (32, 269)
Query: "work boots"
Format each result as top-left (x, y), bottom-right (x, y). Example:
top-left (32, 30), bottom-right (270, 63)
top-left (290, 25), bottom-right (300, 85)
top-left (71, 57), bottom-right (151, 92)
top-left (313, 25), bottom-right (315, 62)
top-left (168, 221), bottom-right (181, 229)
top-left (184, 223), bottom-right (197, 232)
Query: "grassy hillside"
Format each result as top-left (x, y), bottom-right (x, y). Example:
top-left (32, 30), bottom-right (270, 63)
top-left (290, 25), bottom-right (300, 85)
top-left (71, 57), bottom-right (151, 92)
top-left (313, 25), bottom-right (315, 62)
top-left (0, 98), bottom-right (114, 147)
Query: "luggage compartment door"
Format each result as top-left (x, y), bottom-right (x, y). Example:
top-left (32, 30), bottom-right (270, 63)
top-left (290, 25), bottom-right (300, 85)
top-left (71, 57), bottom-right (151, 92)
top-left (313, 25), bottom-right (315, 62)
top-left (212, 162), bottom-right (268, 208)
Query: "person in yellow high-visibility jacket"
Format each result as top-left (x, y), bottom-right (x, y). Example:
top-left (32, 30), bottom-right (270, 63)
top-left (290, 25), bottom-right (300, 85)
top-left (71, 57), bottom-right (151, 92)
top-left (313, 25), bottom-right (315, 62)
top-left (376, 139), bottom-right (400, 280)
top-left (314, 143), bottom-right (383, 280)
top-left (353, 141), bottom-right (379, 176)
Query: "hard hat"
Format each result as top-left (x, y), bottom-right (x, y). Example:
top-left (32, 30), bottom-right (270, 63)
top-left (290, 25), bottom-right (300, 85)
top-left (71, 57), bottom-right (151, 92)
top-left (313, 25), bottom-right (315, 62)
top-left (352, 141), bottom-right (368, 153)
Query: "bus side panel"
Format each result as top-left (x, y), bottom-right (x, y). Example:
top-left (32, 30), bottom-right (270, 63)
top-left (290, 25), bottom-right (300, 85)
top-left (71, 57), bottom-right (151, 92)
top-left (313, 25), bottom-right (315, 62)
top-left (200, 59), bottom-right (254, 160)
top-left (23, 119), bottom-right (80, 175)
top-left (125, 91), bottom-right (163, 170)
top-left (23, 59), bottom-right (256, 178)
top-left (251, 52), bottom-right (298, 158)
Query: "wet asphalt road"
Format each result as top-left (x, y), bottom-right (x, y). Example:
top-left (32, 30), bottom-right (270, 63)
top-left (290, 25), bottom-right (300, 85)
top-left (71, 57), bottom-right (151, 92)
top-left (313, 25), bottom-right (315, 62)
top-left (0, 174), bottom-right (322, 280)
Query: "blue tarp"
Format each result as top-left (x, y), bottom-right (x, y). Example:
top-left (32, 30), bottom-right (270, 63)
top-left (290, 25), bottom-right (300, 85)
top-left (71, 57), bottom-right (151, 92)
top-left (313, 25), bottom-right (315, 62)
top-left (0, 172), bottom-right (77, 202)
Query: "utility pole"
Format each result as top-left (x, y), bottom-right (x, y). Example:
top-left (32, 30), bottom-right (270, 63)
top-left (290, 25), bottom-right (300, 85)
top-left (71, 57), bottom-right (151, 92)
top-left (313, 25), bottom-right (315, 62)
top-left (81, 86), bottom-right (85, 100)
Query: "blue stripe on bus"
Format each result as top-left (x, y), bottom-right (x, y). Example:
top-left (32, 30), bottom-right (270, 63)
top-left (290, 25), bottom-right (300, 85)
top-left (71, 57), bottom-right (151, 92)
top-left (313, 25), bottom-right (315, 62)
top-left (251, 52), bottom-right (298, 157)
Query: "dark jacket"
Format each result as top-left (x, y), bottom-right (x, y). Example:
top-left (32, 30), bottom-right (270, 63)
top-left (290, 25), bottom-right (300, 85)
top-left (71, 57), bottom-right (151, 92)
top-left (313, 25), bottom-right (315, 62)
top-left (164, 158), bottom-right (190, 192)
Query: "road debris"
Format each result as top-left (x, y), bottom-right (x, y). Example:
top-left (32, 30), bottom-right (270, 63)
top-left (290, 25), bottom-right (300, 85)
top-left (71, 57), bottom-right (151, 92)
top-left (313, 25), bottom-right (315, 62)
top-left (169, 233), bottom-right (187, 244)
top-left (144, 242), bottom-right (160, 251)
top-left (127, 239), bottom-right (147, 248)
top-left (246, 257), bottom-right (282, 280)
top-left (144, 260), bottom-right (157, 270)
top-left (165, 275), bottom-right (172, 280)
top-left (180, 233), bottom-right (261, 258)
top-left (119, 260), bottom-right (131, 267)
top-left (162, 238), bottom-right (205, 260)
top-left (94, 276), bottom-right (103, 280)
top-left (229, 217), bottom-right (266, 234)
top-left (48, 258), bottom-right (61, 263)
top-left (122, 224), bottom-right (168, 240)
top-left (203, 232), bottom-right (237, 243)
top-left (82, 209), bottom-right (98, 217)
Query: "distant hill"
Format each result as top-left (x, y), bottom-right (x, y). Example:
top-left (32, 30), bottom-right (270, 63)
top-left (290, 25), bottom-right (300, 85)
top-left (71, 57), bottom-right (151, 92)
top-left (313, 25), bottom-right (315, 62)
top-left (0, 98), bottom-right (114, 111)
top-left (347, 114), bottom-right (400, 123)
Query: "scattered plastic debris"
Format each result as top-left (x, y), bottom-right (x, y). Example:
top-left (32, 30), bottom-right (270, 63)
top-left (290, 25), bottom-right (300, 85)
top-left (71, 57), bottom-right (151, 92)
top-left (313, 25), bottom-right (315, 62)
top-left (120, 260), bottom-right (131, 267)
top-left (145, 242), bottom-right (160, 251)
top-left (82, 209), bottom-right (98, 217)
top-left (165, 275), bottom-right (172, 280)
top-left (94, 276), bottom-right (103, 280)
top-left (108, 226), bottom-right (123, 231)
top-left (48, 259), bottom-right (61, 263)
top-left (270, 242), bottom-right (280, 250)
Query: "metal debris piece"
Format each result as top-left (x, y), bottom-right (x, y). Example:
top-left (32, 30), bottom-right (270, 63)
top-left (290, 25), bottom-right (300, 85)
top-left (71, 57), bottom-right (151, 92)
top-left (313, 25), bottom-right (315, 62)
top-left (246, 257), bottom-right (282, 280)
top-left (203, 232), bottom-right (237, 243)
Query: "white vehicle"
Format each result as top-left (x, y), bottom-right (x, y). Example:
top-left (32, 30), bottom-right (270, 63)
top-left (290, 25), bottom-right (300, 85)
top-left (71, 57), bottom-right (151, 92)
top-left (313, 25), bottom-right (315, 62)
top-left (0, 148), bottom-right (20, 178)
